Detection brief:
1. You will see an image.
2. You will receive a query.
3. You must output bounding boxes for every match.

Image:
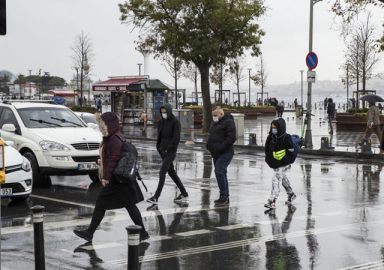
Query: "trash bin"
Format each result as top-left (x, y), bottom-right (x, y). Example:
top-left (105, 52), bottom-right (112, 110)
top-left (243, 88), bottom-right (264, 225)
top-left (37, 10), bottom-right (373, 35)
top-left (231, 113), bottom-right (244, 137)
top-left (296, 105), bottom-right (303, 117)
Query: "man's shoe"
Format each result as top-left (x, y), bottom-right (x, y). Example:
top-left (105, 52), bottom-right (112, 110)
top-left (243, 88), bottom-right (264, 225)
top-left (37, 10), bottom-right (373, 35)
top-left (146, 204), bottom-right (158, 211)
top-left (264, 208), bottom-right (276, 215)
top-left (174, 194), bottom-right (189, 202)
top-left (140, 231), bottom-right (150, 242)
top-left (286, 192), bottom-right (297, 205)
top-left (214, 196), bottom-right (229, 206)
top-left (264, 199), bottom-right (276, 209)
top-left (73, 229), bottom-right (93, 242)
top-left (146, 196), bottom-right (158, 205)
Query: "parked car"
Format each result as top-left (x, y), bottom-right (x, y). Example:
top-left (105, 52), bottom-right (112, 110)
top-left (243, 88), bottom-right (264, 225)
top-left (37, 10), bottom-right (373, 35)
top-left (2, 139), bottom-right (32, 201)
top-left (0, 101), bottom-right (102, 187)
top-left (74, 112), bottom-right (101, 135)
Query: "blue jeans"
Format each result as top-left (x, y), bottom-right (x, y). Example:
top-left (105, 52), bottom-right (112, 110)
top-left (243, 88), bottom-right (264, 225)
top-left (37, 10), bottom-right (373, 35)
top-left (213, 152), bottom-right (234, 197)
top-left (328, 115), bottom-right (333, 133)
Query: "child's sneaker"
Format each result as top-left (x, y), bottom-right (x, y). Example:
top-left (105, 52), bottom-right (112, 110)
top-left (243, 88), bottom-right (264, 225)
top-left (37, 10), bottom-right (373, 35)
top-left (264, 199), bottom-right (276, 209)
top-left (286, 192), bottom-right (296, 205)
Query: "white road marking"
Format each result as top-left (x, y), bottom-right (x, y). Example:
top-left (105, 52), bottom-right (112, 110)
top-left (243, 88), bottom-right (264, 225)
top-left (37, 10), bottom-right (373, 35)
top-left (175, 229), bottom-right (211, 237)
top-left (30, 194), bottom-right (96, 209)
top-left (336, 259), bottom-right (384, 270)
top-left (80, 242), bottom-right (123, 250)
top-left (216, 224), bottom-right (250, 230)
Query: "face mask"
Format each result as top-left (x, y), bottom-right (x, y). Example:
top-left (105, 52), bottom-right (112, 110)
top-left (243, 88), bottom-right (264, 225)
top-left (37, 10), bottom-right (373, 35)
top-left (162, 113), bottom-right (167, 119)
top-left (272, 129), bottom-right (278, 135)
top-left (213, 117), bottom-right (219, 123)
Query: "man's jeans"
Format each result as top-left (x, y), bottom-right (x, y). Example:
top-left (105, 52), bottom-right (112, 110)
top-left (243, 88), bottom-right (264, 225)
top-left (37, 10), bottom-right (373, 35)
top-left (155, 151), bottom-right (187, 198)
top-left (213, 152), bottom-right (234, 198)
top-left (328, 115), bottom-right (333, 133)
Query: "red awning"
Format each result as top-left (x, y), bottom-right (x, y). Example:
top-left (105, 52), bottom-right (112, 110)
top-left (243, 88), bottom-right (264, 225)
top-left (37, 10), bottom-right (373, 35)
top-left (92, 77), bottom-right (144, 92)
top-left (47, 90), bottom-right (78, 96)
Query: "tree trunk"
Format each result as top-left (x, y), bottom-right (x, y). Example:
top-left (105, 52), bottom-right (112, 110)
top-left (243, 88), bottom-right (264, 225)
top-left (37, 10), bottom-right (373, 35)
top-left (237, 81), bottom-right (240, 107)
top-left (200, 66), bottom-right (212, 133)
top-left (80, 68), bottom-right (84, 107)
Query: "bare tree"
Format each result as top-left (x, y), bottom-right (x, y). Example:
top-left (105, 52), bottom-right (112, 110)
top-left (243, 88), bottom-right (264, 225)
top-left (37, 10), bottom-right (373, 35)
top-left (161, 52), bottom-right (185, 109)
top-left (15, 73), bottom-right (26, 98)
top-left (228, 56), bottom-right (248, 107)
top-left (210, 61), bottom-right (229, 105)
top-left (1, 74), bottom-right (10, 95)
top-left (70, 31), bottom-right (95, 107)
top-left (181, 62), bottom-right (200, 106)
top-left (251, 55), bottom-right (269, 104)
top-left (340, 13), bottom-right (382, 109)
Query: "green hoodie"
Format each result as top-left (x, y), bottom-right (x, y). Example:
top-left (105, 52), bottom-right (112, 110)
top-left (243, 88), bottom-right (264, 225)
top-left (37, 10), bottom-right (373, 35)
top-left (160, 103), bottom-right (173, 120)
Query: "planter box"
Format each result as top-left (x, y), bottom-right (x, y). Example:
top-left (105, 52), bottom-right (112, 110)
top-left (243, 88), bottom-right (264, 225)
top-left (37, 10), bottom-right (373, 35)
top-left (254, 107), bottom-right (276, 116)
top-left (194, 114), bottom-right (203, 129)
top-left (336, 113), bottom-right (384, 132)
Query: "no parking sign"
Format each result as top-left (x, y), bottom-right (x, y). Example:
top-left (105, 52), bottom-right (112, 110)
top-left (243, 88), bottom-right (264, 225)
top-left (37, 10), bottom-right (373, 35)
top-left (306, 52), bottom-right (318, 70)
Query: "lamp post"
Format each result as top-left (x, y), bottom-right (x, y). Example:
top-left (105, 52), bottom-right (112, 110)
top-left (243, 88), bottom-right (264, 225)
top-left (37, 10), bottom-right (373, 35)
top-left (300, 70), bottom-right (304, 109)
top-left (303, 0), bottom-right (322, 149)
top-left (137, 63), bottom-right (142, 76)
top-left (247, 68), bottom-right (252, 106)
top-left (28, 70), bottom-right (32, 99)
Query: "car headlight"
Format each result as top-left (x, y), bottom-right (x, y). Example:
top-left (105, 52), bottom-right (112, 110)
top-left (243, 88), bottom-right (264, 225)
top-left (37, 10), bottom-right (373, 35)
top-left (39, 141), bottom-right (70, 151)
top-left (21, 156), bottom-right (31, 172)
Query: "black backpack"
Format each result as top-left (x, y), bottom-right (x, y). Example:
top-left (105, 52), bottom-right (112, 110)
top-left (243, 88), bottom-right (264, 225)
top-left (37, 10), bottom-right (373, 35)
top-left (98, 99), bottom-right (102, 106)
top-left (107, 135), bottom-right (147, 191)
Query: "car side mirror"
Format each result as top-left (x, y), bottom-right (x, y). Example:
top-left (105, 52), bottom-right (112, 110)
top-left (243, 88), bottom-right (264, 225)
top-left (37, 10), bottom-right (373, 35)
top-left (5, 141), bottom-right (14, 147)
top-left (87, 123), bottom-right (96, 129)
top-left (2, 124), bottom-right (16, 132)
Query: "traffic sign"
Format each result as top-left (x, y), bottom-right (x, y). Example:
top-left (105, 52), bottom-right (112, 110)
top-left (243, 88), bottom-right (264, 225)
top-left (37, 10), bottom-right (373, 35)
top-left (306, 52), bottom-right (318, 70)
top-left (307, 70), bottom-right (316, 83)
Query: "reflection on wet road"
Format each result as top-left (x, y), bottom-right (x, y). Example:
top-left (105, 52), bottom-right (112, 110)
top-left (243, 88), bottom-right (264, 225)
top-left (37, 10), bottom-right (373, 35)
top-left (2, 140), bottom-right (384, 269)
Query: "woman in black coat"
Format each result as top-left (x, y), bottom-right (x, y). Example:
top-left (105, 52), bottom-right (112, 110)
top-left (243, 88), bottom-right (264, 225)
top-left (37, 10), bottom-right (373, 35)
top-left (74, 112), bottom-right (149, 242)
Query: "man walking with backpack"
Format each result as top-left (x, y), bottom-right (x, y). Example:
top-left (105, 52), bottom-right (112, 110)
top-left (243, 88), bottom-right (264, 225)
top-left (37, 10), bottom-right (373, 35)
top-left (96, 96), bottom-right (103, 114)
top-left (206, 106), bottom-right (236, 206)
top-left (146, 103), bottom-right (189, 204)
top-left (264, 118), bottom-right (296, 210)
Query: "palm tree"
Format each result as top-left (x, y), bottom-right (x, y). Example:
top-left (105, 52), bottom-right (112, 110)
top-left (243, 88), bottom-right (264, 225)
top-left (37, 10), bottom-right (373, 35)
top-left (2, 74), bottom-right (10, 95)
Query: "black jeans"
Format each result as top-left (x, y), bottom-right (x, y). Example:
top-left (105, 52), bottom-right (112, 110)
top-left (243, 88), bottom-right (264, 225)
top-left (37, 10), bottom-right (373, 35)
top-left (155, 151), bottom-right (187, 198)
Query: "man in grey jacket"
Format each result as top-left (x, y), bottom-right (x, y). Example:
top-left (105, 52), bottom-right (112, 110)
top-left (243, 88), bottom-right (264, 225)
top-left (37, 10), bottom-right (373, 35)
top-left (359, 101), bottom-right (382, 145)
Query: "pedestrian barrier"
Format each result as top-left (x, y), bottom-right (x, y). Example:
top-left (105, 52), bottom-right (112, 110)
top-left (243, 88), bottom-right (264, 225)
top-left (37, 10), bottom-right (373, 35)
top-left (362, 139), bottom-right (372, 153)
top-left (31, 205), bottom-right (46, 270)
top-left (126, 225), bottom-right (142, 270)
top-left (249, 133), bottom-right (257, 145)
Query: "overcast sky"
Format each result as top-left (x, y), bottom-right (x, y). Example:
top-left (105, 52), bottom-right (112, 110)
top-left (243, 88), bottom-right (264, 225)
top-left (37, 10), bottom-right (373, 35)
top-left (1, 0), bottom-right (383, 91)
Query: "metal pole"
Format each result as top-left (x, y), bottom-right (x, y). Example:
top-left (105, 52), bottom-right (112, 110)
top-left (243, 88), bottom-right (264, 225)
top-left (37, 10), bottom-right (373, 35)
top-left (126, 225), bottom-right (142, 270)
top-left (31, 205), bottom-right (46, 270)
top-left (300, 70), bottom-right (304, 109)
top-left (347, 64), bottom-right (349, 110)
top-left (137, 64), bottom-right (142, 76)
top-left (248, 68), bottom-right (252, 106)
top-left (304, 0), bottom-right (315, 149)
top-left (28, 70), bottom-right (32, 99)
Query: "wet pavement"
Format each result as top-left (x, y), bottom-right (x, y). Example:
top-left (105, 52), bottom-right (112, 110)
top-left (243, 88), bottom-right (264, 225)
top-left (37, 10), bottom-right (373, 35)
top-left (2, 140), bottom-right (384, 269)
top-left (123, 107), bottom-right (383, 154)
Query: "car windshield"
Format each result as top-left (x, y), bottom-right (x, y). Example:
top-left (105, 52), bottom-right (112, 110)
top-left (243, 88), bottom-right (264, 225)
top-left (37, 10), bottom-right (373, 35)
top-left (18, 107), bottom-right (86, 128)
top-left (80, 114), bottom-right (97, 124)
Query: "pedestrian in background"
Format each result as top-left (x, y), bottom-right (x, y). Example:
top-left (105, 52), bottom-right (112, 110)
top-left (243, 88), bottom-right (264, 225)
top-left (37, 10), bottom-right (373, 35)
top-left (96, 96), bottom-right (103, 114)
top-left (324, 97), bottom-right (328, 110)
top-left (327, 98), bottom-right (336, 134)
top-left (264, 118), bottom-right (296, 209)
top-left (206, 106), bottom-right (236, 206)
top-left (359, 101), bottom-right (382, 146)
top-left (73, 112), bottom-right (149, 242)
top-left (146, 103), bottom-right (189, 204)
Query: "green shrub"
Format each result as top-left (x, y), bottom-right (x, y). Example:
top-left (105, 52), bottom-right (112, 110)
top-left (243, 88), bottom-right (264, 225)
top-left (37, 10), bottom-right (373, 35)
top-left (250, 105), bottom-right (274, 108)
top-left (354, 113), bottom-right (367, 116)
top-left (71, 105), bottom-right (96, 111)
top-left (347, 108), bottom-right (369, 113)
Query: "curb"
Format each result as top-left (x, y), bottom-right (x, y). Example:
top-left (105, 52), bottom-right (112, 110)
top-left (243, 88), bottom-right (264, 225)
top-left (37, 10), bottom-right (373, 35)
top-left (126, 136), bottom-right (384, 160)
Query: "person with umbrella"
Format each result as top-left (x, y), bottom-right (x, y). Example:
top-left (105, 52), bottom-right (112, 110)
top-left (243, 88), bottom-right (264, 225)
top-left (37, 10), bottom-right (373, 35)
top-left (358, 94), bottom-right (384, 146)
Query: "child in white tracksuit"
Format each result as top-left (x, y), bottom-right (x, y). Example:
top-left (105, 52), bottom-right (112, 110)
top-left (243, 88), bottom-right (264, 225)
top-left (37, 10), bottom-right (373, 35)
top-left (264, 118), bottom-right (296, 209)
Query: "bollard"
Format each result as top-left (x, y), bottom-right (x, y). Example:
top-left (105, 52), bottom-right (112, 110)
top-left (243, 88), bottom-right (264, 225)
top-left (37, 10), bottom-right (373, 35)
top-left (126, 225), bottom-right (142, 270)
top-left (249, 133), bottom-right (257, 145)
top-left (362, 139), bottom-right (372, 153)
top-left (321, 137), bottom-right (329, 150)
top-left (31, 205), bottom-right (45, 270)
top-left (190, 125), bottom-right (195, 142)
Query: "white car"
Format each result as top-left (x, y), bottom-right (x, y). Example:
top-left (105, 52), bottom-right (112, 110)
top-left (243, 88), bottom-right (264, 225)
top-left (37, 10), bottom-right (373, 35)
top-left (0, 101), bottom-right (102, 187)
top-left (74, 112), bottom-right (101, 135)
top-left (2, 140), bottom-right (32, 201)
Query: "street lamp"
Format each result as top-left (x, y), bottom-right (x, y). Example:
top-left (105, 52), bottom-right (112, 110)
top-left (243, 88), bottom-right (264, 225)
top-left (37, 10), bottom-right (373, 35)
top-left (247, 68), bottom-right (252, 106)
top-left (300, 70), bottom-right (304, 109)
top-left (137, 63), bottom-right (142, 76)
top-left (303, 0), bottom-right (322, 149)
top-left (28, 70), bottom-right (32, 99)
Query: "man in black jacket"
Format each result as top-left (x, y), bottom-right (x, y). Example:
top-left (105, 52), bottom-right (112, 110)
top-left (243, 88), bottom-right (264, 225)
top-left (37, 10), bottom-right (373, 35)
top-left (147, 103), bottom-right (189, 204)
top-left (206, 106), bottom-right (237, 205)
top-left (327, 98), bottom-right (336, 134)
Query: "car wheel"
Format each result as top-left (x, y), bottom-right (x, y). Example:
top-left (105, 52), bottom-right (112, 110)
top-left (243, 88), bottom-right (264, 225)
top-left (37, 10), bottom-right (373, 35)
top-left (89, 173), bottom-right (100, 183)
top-left (10, 195), bottom-right (29, 202)
top-left (23, 152), bottom-right (46, 188)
